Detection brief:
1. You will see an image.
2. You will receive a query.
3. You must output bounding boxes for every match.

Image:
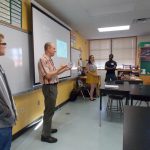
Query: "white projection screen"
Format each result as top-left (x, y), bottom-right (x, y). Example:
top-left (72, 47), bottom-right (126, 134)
top-left (32, 5), bottom-right (71, 84)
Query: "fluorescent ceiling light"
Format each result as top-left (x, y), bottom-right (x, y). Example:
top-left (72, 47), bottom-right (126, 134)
top-left (98, 25), bottom-right (130, 32)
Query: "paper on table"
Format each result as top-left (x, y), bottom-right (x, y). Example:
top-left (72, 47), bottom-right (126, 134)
top-left (104, 84), bottom-right (119, 89)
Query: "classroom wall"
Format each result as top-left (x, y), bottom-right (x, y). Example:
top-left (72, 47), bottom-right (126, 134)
top-left (12, 1), bottom-right (88, 134)
top-left (72, 31), bottom-right (89, 61)
top-left (13, 79), bottom-right (75, 134)
top-left (137, 35), bottom-right (150, 43)
top-left (13, 89), bottom-right (44, 134)
top-left (22, 0), bottom-right (32, 32)
top-left (9, 1), bottom-right (150, 134)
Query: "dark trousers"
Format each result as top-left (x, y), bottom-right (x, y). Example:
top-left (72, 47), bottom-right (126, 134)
top-left (105, 73), bottom-right (117, 82)
top-left (0, 127), bottom-right (12, 150)
top-left (42, 84), bottom-right (58, 137)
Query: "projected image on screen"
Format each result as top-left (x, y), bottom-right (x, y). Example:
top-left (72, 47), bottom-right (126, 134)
top-left (32, 5), bottom-right (71, 84)
top-left (57, 40), bottom-right (67, 58)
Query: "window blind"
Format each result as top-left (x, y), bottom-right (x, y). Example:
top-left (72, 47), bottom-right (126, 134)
top-left (89, 37), bottom-right (136, 69)
top-left (0, 0), bottom-right (22, 28)
top-left (90, 39), bottom-right (111, 69)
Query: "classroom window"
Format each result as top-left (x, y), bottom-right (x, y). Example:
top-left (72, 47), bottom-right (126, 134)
top-left (0, 0), bottom-right (22, 28)
top-left (112, 37), bottom-right (136, 68)
top-left (89, 37), bottom-right (136, 69)
top-left (90, 39), bottom-right (111, 69)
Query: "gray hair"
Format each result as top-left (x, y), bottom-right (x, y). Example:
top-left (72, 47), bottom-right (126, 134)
top-left (44, 42), bottom-right (53, 51)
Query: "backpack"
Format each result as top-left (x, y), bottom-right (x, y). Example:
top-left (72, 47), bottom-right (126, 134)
top-left (69, 89), bottom-right (79, 101)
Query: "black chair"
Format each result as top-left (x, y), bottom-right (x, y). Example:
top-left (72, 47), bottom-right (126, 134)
top-left (107, 95), bottom-right (124, 113)
top-left (106, 90), bottom-right (129, 118)
top-left (134, 96), bottom-right (149, 107)
top-left (106, 80), bottom-right (124, 114)
top-left (76, 78), bottom-right (90, 99)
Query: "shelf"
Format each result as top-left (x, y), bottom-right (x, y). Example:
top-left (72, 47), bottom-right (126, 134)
top-left (117, 69), bottom-right (140, 80)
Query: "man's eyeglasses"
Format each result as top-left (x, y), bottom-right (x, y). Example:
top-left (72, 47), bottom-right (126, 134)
top-left (0, 43), bottom-right (7, 46)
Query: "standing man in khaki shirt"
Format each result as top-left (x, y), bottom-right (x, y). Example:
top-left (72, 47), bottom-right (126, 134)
top-left (38, 42), bottom-right (70, 143)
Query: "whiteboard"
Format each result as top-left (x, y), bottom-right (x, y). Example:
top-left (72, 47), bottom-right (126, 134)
top-left (32, 5), bottom-right (71, 84)
top-left (71, 48), bottom-right (81, 77)
top-left (0, 24), bottom-right (32, 95)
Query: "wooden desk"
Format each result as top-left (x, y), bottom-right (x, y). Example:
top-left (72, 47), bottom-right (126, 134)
top-left (123, 106), bottom-right (150, 150)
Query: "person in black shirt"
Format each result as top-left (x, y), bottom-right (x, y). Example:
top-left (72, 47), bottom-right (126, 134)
top-left (105, 54), bottom-right (117, 82)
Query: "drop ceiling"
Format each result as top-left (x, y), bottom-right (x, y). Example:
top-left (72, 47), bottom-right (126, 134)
top-left (34, 0), bottom-right (150, 39)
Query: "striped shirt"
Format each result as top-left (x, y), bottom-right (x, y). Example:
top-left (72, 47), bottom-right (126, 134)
top-left (38, 54), bottom-right (59, 84)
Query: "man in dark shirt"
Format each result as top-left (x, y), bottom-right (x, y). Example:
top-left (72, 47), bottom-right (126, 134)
top-left (105, 54), bottom-right (117, 82)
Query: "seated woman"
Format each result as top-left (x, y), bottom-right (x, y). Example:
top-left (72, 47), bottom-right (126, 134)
top-left (86, 55), bottom-right (100, 101)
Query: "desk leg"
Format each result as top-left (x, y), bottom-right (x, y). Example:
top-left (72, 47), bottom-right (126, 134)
top-left (125, 95), bottom-right (130, 105)
top-left (131, 98), bottom-right (133, 106)
top-left (125, 97), bottom-right (128, 105)
top-left (99, 93), bottom-right (102, 127)
top-left (99, 110), bottom-right (101, 127)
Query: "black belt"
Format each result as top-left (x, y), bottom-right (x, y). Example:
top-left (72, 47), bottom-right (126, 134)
top-left (44, 82), bottom-right (58, 85)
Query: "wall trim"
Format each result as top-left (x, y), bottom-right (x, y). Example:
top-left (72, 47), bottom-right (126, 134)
top-left (12, 99), bottom-right (70, 140)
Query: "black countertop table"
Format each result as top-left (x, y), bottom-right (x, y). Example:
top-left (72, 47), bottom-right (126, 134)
top-left (100, 83), bottom-right (150, 110)
top-left (123, 106), bottom-right (150, 150)
top-left (99, 83), bottom-right (150, 126)
top-left (130, 85), bottom-right (150, 105)
top-left (100, 83), bottom-right (130, 111)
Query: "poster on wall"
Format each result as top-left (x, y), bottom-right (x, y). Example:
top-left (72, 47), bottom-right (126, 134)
top-left (141, 47), bottom-right (150, 61)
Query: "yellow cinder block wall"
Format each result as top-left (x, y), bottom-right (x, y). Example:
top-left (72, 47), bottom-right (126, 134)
top-left (56, 80), bottom-right (76, 106)
top-left (72, 31), bottom-right (89, 61)
top-left (13, 80), bottom-right (75, 135)
top-left (12, 1), bottom-right (88, 135)
top-left (13, 89), bottom-right (44, 134)
top-left (22, 0), bottom-right (31, 32)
